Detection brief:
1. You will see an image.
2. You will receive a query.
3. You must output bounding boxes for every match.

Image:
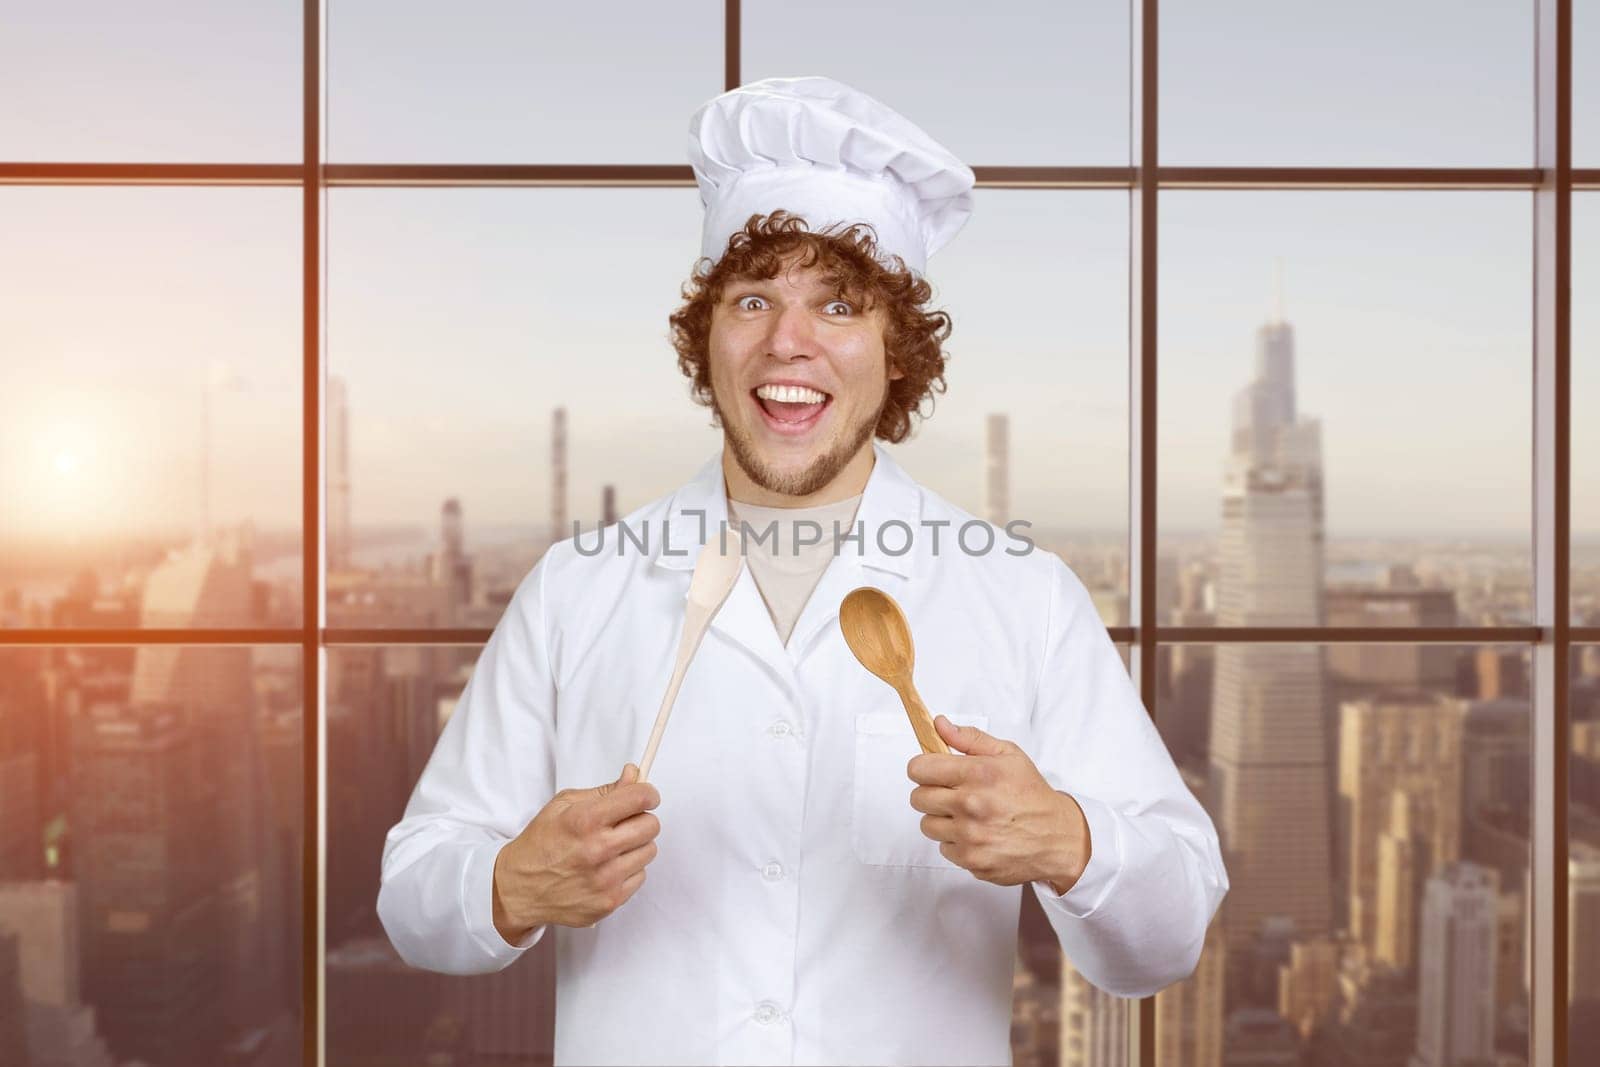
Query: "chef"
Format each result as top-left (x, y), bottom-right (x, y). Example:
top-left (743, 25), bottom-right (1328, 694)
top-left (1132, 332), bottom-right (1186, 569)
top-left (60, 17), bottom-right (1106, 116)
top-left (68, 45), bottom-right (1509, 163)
top-left (378, 76), bottom-right (1227, 1066)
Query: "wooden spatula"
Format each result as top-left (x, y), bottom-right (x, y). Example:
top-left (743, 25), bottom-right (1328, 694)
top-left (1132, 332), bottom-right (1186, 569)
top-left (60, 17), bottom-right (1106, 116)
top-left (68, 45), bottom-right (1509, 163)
top-left (637, 531), bottom-right (745, 783)
top-left (838, 586), bottom-right (949, 755)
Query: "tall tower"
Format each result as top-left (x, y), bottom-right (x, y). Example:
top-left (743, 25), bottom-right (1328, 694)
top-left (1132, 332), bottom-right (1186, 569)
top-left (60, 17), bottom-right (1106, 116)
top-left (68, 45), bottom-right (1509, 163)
top-left (1208, 307), bottom-right (1334, 993)
top-left (328, 375), bottom-right (353, 571)
top-left (1412, 863), bottom-right (1498, 1067)
top-left (984, 413), bottom-right (1009, 527)
top-left (0, 882), bottom-right (116, 1067)
top-left (434, 498), bottom-right (471, 624)
top-left (1572, 843), bottom-right (1600, 1005)
top-left (440, 498), bottom-right (464, 561)
top-left (1156, 920), bottom-right (1225, 1067)
top-left (1058, 952), bottom-right (1128, 1067)
top-left (74, 704), bottom-right (227, 1064)
top-left (1338, 694), bottom-right (1464, 964)
top-left (551, 407), bottom-right (568, 545)
top-left (118, 535), bottom-right (282, 1052)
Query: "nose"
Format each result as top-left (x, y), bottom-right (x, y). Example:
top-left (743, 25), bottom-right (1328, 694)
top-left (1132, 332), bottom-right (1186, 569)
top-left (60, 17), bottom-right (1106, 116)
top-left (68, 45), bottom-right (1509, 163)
top-left (765, 302), bottom-right (816, 360)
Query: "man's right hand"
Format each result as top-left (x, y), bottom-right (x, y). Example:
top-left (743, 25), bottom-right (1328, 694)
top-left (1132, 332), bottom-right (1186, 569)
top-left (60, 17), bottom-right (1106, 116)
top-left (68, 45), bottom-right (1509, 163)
top-left (491, 762), bottom-right (662, 945)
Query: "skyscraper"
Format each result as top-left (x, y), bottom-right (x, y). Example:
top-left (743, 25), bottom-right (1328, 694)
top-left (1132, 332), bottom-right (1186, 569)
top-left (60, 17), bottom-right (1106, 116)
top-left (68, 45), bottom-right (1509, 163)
top-left (1059, 950), bottom-right (1128, 1067)
top-left (1572, 843), bottom-right (1600, 1005)
top-left (1157, 920), bottom-right (1225, 1067)
top-left (0, 882), bottom-right (115, 1067)
top-left (432, 497), bottom-right (471, 623)
top-left (86, 531), bottom-right (286, 1058)
top-left (1337, 693), bottom-right (1464, 964)
top-left (985, 412), bottom-right (1009, 527)
top-left (1412, 862), bottom-right (1498, 1067)
top-left (0, 932), bottom-right (26, 1067)
top-left (551, 406), bottom-right (568, 546)
top-left (1276, 934), bottom-right (1338, 1041)
top-left (328, 374), bottom-right (353, 572)
top-left (1208, 314), bottom-right (1333, 986)
top-left (72, 704), bottom-right (224, 1065)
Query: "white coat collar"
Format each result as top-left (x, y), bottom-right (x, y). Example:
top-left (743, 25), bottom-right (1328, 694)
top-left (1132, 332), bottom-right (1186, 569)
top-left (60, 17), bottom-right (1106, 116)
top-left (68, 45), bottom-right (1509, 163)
top-left (654, 440), bottom-right (922, 679)
top-left (655, 439), bottom-right (921, 580)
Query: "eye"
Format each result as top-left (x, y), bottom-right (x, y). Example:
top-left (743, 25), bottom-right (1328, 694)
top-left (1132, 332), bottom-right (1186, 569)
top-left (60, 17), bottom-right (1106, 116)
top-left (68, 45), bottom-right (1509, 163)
top-left (823, 300), bottom-right (854, 316)
top-left (735, 295), bottom-right (768, 311)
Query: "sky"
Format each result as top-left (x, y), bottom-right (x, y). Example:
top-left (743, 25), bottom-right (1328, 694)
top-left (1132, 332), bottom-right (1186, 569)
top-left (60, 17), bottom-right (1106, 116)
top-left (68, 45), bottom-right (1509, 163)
top-left (0, 0), bottom-right (1596, 548)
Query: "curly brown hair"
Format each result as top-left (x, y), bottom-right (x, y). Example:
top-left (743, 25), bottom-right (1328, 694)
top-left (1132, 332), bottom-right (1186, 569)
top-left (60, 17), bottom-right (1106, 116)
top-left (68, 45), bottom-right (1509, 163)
top-left (668, 210), bottom-right (953, 444)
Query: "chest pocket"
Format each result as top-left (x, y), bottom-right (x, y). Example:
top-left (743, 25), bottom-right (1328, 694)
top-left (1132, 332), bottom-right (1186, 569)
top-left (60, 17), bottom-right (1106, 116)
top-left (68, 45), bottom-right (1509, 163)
top-left (850, 708), bottom-right (990, 869)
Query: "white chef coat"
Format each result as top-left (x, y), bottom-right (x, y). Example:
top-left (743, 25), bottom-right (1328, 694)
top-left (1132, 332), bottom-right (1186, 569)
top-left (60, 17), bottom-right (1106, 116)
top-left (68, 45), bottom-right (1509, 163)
top-left (377, 440), bottom-right (1227, 1067)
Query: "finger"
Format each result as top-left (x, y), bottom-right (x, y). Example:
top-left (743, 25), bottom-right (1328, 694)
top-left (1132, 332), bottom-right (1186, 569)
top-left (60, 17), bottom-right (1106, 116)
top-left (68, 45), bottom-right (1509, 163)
top-left (596, 839), bottom-right (658, 886)
top-left (919, 813), bottom-right (957, 843)
top-left (601, 809), bottom-right (662, 853)
top-left (587, 781), bottom-right (662, 830)
top-left (935, 714), bottom-right (1010, 757)
top-left (614, 866), bottom-right (647, 904)
top-left (907, 753), bottom-right (972, 788)
top-left (908, 784), bottom-right (962, 816)
top-left (594, 763), bottom-right (636, 798)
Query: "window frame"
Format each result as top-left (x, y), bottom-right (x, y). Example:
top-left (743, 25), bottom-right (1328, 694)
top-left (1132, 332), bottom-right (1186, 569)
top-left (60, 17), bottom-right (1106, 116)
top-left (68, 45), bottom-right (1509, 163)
top-left (0, 2), bottom-right (1590, 1065)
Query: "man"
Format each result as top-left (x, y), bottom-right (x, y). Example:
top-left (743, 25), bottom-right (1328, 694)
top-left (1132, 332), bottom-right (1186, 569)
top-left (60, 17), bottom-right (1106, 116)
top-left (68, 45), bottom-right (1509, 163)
top-left (378, 76), bottom-right (1227, 1066)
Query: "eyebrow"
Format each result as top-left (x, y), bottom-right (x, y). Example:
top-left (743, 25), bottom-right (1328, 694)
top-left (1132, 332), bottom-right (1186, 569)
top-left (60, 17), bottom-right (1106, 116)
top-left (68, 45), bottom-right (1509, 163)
top-left (726, 278), bottom-right (849, 300)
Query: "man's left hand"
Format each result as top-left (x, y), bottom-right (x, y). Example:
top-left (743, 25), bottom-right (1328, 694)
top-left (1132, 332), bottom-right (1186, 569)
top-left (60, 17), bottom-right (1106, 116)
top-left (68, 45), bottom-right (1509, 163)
top-left (908, 714), bottom-right (1091, 895)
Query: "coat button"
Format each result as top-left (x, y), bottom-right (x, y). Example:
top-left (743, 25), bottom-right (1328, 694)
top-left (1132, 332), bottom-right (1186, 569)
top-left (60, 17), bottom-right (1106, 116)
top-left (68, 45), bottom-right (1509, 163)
top-left (762, 861), bottom-right (784, 881)
top-left (753, 1001), bottom-right (784, 1025)
top-left (768, 720), bottom-right (793, 738)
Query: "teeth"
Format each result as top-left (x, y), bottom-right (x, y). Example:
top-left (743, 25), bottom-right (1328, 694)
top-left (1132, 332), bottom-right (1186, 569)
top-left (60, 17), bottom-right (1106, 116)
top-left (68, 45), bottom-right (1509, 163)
top-left (755, 383), bottom-right (828, 404)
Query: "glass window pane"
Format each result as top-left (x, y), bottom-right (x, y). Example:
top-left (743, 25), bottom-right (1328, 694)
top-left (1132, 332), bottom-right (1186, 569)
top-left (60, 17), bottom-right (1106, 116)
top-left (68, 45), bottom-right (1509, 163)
top-left (742, 0), bottom-right (1129, 166)
top-left (1162, 1), bottom-right (1533, 166)
top-left (324, 643), bottom-right (543, 1064)
top-left (1026, 643), bottom-right (1134, 1067)
top-left (1576, 195), bottom-right (1599, 625)
top-left (327, 188), bottom-right (1129, 628)
top-left (0, 1), bottom-right (301, 163)
top-left (1574, 645), bottom-right (1600, 1049)
top-left (0, 189), bottom-right (303, 630)
top-left (327, 1), bottom-right (723, 164)
top-left (1579, 0), bottom-right (1600, 167)
top-left (895, 191), bottom-right (1129, 621)
top-left (1155, 642), bottom-right (1531, 1065)
top-left (326, 187), bottom-right (712, 629)
top-left (1158, 192), bottom-right (1531, 626)
top-left (0, 645), bottom-right (303, 1065)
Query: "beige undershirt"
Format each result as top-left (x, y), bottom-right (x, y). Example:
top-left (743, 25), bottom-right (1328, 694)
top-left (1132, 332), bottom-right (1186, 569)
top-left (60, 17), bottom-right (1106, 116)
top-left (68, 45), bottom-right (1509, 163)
top-left (726, 492), bottom-right (864, 647)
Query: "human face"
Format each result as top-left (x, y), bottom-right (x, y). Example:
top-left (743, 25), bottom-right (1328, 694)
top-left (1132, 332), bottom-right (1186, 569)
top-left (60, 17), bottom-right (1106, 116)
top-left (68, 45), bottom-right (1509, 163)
top-left (707, 257), bottom-right (901, 504)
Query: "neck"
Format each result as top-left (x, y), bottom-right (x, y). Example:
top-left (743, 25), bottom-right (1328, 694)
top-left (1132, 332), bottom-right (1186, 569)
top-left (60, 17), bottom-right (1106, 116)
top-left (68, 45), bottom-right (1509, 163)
top-left (723, 442), bottom-right (875, 508)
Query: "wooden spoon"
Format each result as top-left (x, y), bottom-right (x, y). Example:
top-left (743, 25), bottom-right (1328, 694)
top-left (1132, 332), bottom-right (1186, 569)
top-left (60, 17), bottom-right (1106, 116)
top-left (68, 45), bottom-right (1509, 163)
top-left (838, 586), bottom-right (950, 755)
top-left (637, 530), bottom-right (745, 783)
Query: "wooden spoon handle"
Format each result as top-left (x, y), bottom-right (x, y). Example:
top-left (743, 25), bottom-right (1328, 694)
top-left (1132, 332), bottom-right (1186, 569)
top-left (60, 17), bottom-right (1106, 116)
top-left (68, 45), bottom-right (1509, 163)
top-left (638, 602), bottom-right (713, 783)
top-left (896, 679), bottom-right (950, 755)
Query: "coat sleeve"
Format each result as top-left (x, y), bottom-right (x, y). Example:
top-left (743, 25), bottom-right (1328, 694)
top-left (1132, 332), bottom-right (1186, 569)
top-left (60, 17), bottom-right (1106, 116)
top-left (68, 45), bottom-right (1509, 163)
top-left (376, 556), bottom-right (559, 975)
top-left (1024, 553), bottom-right (1228, 998)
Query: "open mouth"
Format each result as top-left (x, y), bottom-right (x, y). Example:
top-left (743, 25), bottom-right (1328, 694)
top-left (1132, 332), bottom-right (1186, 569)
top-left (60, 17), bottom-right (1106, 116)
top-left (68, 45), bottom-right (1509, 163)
top-left (751, 383), bottom-right (832, 436)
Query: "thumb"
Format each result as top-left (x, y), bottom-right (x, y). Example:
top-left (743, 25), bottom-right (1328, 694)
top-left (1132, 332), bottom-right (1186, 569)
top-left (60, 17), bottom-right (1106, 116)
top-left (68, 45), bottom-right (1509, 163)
top-left (936, 714), bottom-right (1008, 756)
top-left (595, 763), bottom-right (638, 797)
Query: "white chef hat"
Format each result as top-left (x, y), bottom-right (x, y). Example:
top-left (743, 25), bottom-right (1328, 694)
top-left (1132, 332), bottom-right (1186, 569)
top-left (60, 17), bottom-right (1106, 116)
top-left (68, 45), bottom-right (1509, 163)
top-left (687, 76), bottom-right (975, 278)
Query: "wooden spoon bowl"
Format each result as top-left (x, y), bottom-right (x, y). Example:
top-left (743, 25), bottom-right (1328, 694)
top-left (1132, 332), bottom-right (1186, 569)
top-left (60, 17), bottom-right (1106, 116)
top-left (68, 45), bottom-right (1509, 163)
top-left (839, 586), bottom-right (949, 755)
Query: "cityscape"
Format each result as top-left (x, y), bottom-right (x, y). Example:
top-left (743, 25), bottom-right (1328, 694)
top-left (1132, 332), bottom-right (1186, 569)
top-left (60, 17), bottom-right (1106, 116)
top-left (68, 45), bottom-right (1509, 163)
top-left (1, 302), bottom-right (1599, 1067)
